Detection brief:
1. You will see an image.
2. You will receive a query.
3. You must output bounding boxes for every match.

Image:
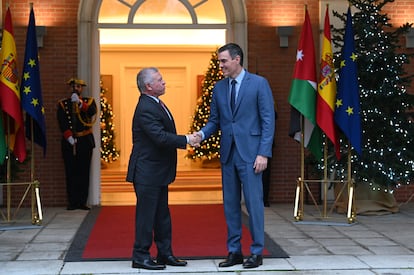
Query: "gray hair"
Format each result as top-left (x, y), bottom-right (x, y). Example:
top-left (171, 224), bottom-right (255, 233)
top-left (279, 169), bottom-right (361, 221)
top-left (136, 67), bottom-right (159, 93)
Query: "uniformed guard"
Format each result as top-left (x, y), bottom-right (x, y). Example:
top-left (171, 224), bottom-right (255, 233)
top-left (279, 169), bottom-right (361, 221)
top-left (57, 77), bottom-right (97, 210)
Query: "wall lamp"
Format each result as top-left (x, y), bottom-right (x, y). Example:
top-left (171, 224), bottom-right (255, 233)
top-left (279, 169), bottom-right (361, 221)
top-left (0, 26), bottom-right (46, 48)
top-left (276, 26), bottom-right (294, 48)
top-left (406, 28), bottom-right (414, 48)
top-left (36, 26), bottom-right (47, 48)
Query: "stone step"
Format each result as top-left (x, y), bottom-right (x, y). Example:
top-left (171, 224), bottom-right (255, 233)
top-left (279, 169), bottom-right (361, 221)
top-left (100, 169), bottom-right (222, 206)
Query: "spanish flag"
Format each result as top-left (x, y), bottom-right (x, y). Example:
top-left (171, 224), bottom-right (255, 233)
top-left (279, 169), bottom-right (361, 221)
top-left (316, 5), bottom-right (340, 159)
top-left (0, 8), bottom-right (27, 162)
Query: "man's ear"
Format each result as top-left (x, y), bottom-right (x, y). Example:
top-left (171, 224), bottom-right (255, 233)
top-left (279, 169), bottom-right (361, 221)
top-left (235, 55), bottom-right (241, 64)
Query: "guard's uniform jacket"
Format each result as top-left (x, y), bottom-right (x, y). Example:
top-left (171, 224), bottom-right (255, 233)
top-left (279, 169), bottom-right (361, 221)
top-left (57, 97), bottom-right (96, 142)
top-left (57, 96), bottom-right (97, 209)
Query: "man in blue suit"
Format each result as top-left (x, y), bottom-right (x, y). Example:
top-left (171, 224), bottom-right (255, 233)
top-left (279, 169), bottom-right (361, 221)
top-left (197, 43), bottom-right (275, 268)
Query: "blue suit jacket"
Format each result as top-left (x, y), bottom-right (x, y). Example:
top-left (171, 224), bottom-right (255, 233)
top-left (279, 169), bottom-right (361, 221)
top-left (202, 71), bottom-right (275, 164)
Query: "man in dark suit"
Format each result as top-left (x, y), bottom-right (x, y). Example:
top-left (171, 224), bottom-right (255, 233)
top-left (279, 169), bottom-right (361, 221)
top-left (197, 43), bottom-right (275, 268)
top-left (126, 67), bottom-right (199, 270)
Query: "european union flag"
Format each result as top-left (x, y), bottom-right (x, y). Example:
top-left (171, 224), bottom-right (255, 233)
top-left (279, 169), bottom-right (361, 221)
top-left (21, 6), bottom-right (46, 155)
top-left (335, 8), bottom-right (362, 155)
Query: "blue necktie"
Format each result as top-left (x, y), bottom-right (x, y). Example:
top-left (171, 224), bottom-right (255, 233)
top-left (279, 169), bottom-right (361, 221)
top-left (230, 79), bottom-right (236, 112)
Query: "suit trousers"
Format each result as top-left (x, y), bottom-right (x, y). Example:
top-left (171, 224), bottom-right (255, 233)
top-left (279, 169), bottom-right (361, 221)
top-left (61, 135), bottom-right (93, 208)
top-left (132, 184), bottom-right (172, 261)
top-left (221, 144), bottom-right (265, 255)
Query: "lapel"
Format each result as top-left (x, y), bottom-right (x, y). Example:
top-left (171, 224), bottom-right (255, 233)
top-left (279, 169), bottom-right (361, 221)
top-left (142, 95), bottom-right (176, 130)
top-left (158, 99), bottom-right (176, 130)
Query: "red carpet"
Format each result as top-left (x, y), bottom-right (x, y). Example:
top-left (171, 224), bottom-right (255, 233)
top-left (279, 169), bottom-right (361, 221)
top-left (65, 204), bottom-right (288, 261)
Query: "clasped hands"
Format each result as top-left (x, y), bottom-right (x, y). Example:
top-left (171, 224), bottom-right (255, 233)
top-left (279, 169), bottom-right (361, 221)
top-left (186, 132), bottom-right (202, 147)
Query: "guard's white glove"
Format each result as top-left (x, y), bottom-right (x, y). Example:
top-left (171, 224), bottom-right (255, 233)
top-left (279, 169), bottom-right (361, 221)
top-left (67, 136), bottom-right (76, 145)
top-left (71, 93), bottom-right (80, 103)
top-left (71, 93), bottom-right (83, 108)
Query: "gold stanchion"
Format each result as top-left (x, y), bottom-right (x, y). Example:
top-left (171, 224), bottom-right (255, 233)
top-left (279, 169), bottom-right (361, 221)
top-left (0, 118), bottom-right (43, 225)
top-left (32, 180), bottom-right (42, 225)
top-left (30, 118), bottom-right (42, 225)
top-left (346, 140), bottom-right (356, 223)
top-left (293, 117), bottom-right (356, 224)
top-left (294, 181), bottom-right (301, 220)
top-left (0, 181), bottom-right (43, 224)
top-left (347, 184), bottom-right (355, 222)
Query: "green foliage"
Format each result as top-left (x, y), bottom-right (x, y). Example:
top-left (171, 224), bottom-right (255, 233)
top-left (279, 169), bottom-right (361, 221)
top-left (100, 80), bottom-right (120, 163)
top-left (0, 152), bottom-right (30, 183)
top-left (326, 0), bottom-right (414, 190)
top-left (186, 50), bottom-right (224, 160)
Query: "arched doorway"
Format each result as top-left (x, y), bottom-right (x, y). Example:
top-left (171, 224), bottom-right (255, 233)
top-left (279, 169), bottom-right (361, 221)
top-left (78, 0), bottom-right (248, 205)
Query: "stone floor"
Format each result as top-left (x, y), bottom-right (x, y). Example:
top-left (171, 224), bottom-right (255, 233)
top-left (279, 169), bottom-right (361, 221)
top-left (1, 201), bottom-right (414, 274)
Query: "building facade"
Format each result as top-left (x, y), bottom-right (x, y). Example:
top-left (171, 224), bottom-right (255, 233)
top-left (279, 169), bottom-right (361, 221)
top-left (2, 0), bottom-right (414, 207)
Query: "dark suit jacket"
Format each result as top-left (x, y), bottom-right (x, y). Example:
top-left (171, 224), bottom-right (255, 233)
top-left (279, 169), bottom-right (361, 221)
top-left (126, 94), bottom-right (187, 186)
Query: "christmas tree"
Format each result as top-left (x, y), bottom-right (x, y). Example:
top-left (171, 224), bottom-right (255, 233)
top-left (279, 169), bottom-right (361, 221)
top-left (329, 0), bottom-right (414, 191)
top-left (186, 50), bottom-right (224, 160)
top-left (100, 80), bottom-right (120, 163)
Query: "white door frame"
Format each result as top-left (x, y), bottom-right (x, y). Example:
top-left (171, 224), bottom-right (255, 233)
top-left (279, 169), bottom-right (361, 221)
top-left (78, 0), bottom-right (247, 205)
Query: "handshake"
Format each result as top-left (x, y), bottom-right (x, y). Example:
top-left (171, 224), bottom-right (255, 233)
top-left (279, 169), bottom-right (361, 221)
top-left (186, 132), bottom-right (202, 147)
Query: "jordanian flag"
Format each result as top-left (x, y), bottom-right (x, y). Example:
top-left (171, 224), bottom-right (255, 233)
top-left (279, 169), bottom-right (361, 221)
top-left (288, 8), bottom-right (322, 161)
top-left (317, 5), bottom-right (340, 159)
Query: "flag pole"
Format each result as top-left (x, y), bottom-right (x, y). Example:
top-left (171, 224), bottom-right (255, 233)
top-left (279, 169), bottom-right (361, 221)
top-left (29, 2), bottom-right (36, 223)
top-left (293, 115), bottom-right (305, 221)
top-left (299, 4), bottom-right (308, 222)
top-left (6, 116), bottom-right (12, 222)
top-left (296, 115), bottom-right (306, 221)
top-left (323, 137), bottom-right (328, 218)
top-left (31, 119), bottom-right (35, 221)
top-left (294, 4), bottom-right (308, 221)
top-left (30, 118), bottom-right (42, 224)
top-left (346, 140), bottom-right (355, 222)
top-left (30, 119), bottom-right (34, 183)
top-left (300, 115), bottom-right (305, 218)
top-left (29, 2), bottom-right (42, 224)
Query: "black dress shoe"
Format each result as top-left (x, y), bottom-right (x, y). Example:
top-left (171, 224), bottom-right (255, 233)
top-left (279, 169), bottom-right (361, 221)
top-left (132, 259), bottom-right (165, 270)
top-left (218, 252), bottom-right (243, 267)
top-left (157, 255), bottom-right (187, 266)
top-left (243, 254), bottom-right (263, 268)
top-left (78, 205), bottom-right (91, 210)
top-left (66, 205), bottom-right (76, 210)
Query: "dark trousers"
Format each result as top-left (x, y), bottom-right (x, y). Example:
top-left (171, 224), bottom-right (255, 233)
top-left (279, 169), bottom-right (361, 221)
top-left (61, 135), bottom-right (93, 207)
top-left (132, 184), bottom-right (172, 261)
top-left (262, 159), bottom-right (271, 205)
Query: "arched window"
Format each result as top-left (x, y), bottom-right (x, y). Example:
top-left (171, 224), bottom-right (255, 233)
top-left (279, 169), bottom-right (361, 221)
top-left (98, 0), bottom-right (228, 45)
